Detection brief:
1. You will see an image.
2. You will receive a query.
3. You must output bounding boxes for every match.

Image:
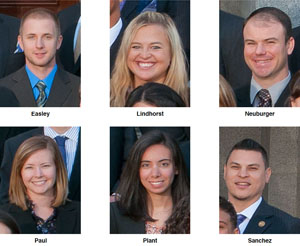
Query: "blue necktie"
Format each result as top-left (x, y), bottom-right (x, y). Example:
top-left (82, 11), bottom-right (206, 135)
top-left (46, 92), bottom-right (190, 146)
top-left (54, 136), bottom-right (67, 170)
top-left (237, 214), bottom-right (247, 227)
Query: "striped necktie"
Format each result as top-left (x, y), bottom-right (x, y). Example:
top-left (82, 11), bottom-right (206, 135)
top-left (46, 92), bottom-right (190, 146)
top-left (36, 81), bottom-right (47, 107)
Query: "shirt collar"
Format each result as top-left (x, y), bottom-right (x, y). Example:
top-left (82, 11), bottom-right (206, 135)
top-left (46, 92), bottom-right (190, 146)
top-left (44, 127), bottom-right (80, 142)
top-left (110, 18), bottom-right (122, 47)
top-left (238, 197), bottom-right (262, 220)
top-left (26, 64), bottom-right (57, 90)
top-left (250, 72), bottom-right (291, 106)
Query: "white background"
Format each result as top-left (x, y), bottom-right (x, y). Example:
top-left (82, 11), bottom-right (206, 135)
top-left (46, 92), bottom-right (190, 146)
top-left (2, 0), bottom-right (300, 245)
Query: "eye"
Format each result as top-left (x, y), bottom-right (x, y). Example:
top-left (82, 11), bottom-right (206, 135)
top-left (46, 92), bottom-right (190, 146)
top-left (45, 35), bottom-right (52, 40)
top-left (249, 167), bottom-right (258, 171)
top-left (151, 45), bottom-right (161, 49)
top-left (24, 166), bottom-right (33, 170)
top-left (131, 45), bottom-right (141, 49)
top-left (27, 35), bottom-right (35, 40)
top-left (140, 163), bottom-right (149, 168)
top-left (161, 162), bottom-right (170, 167)
top-left (230, 165), bottom-right (239, 170)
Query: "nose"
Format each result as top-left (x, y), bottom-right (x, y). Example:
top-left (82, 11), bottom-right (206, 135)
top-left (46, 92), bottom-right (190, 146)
top-left (34, 166), bottom-right (43, 177)
top-left (238, 167), bottom-right (249, 178)
top-left (255, 43), bottom-right (266, 55)
top-left (150, 165), bottom-right (161, 177)
top-left (140, 47), bottom-right (151, 59)
top-left (36, 37), bottom-right (44, 49)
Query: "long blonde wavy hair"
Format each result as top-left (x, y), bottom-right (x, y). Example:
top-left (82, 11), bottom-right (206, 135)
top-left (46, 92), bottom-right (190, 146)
top-left (110, 11), bottom-right (189, 107)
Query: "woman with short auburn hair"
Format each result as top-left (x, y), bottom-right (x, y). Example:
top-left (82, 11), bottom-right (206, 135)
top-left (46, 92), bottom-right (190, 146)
top-left (1, 135), bottom-right (80, 234)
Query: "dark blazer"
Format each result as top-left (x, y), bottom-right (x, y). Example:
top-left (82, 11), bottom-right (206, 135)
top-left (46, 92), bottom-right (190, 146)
top-left (289, 26), bottom-right (300, 75)
top-left (58, 3), bottom-right (81, 76)
top-left (0, 128), bottom-right (81, 204)
top-left (219, 10), bottom-right (251, 90)
top-left (235, 82), bottom-right (290, 107)
top-left (110, 202), bottom-right (144, 234)
top-left (0, 66), bottom-right (80, 107)
top-left (0, 14), bottom-right (20, 78)
top-left (244, 199), bottom-right (300, 234)
top-left (0, 201), bottom-right (80, 234)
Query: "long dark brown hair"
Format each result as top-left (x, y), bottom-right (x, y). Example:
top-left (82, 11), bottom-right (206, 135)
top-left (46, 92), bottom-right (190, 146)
top-left (116, 130), bottom-right (190, 222)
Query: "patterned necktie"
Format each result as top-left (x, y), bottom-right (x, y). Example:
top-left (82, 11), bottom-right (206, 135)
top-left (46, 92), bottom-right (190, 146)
top-left (35, 81), bottom-right (47, 107)
top-left (257, 89), bottom-right (272, 107)
top-left (54, 136), bottom-right (68, 170)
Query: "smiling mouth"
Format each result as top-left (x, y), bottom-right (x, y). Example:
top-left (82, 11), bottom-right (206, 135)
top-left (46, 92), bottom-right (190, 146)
top-left (235, 182), bottom-right (250, 188)
top-left (138, 62), bottom-right (154, 69)
top-left (32, 180), bottom-right (46, 185)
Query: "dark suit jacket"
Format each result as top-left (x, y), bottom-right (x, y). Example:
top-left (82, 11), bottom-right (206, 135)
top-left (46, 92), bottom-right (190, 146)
top-left (289, 26), bottom-right (300, 75)
top-left (244, 199), bottom-right (300, 234)
top-left (110, 202), bottom-right (145, 234)
top-left (235, 82), bottom-right (290, 107)
top-left (0, 14), bottom-right (20, 78)
top-left (0, 128), bottom-right (81, 204)
top-left (220, 10), bottom-right (251, 90)
top-left (0, 201), bottom-right (80, 234)
top-left (58, 3), bottom-right (81, 76)
top-left (0, 66), bottom-right (80, 107)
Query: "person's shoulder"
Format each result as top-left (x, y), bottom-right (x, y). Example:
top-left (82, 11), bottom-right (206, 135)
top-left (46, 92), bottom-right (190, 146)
top-left (56, 67), bottom-right (80, 84)
top-left (0, 14), bottom-right (19, 26)
top-left (5, 128), bottom-right (41, 145)
top-left (0, 202), bottom-right (21, 213)
top-left (266, 202), bottom-right (299, 221)
top-left (60, 200), bottom-right (81, 211)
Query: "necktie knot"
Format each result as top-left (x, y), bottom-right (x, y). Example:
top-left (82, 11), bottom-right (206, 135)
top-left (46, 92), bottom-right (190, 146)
top-left (237, 214), bottom-right (247, 227)
top-left (35, 80), bottom-right (47, 107)
top-left (257, 89), bottom-right (272, 107)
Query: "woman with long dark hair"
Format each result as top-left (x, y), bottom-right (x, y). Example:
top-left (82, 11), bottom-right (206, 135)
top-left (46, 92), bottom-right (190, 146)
top-left (110, 130), bottom-right (189, 234)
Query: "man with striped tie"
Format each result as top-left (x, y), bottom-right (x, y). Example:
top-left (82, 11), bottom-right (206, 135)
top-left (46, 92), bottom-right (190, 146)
top-left (0, 8), bottom-right (80, 107)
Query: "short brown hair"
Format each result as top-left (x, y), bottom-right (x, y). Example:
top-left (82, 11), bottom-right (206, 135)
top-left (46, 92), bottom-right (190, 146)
top-left (19, 7), bottom-right (61, 36)
top-left (9, 136), bottom-right (68, 210)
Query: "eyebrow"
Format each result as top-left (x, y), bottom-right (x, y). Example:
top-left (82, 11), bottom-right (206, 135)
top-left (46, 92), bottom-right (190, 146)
top-left (229, 162), bottom-right (261, 167)
top-left (141, 158), bottom-right (171, 162)
top-left (244, 37), bottom-right (279, 43)
top-left (131, 41), bottom-right (163, 45)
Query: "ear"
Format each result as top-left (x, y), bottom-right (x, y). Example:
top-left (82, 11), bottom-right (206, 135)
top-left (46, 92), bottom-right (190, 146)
top-left (233, 228), bottom-right (239, 234)
top-left (56, 35), bottom-right (63, 50)
top-left (223, 164), bottom-right (227, 180)
top-left (175, 167), bottom-right (179, 175)
top-left (18, 35), bottom-right (23, 50)
top-left (265, 167), bottom-right (272, 184)
top-left (287, 36), bottom-right (295, 55)
top-left (291, 99), bottom-right (296, 107)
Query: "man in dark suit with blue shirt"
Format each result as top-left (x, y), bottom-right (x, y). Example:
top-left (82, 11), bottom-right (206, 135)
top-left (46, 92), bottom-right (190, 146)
top-left (0, 8), bottom-right (80, 107)
top-left (223, 138), bottom-right (300, 234)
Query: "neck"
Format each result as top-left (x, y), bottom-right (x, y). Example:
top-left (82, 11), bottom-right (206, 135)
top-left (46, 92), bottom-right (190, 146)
top-left (254, 68), bottom-right (289, 89)
top-left (50, 127), bottom-right (71, 134)
top-left (147, 193), bottom-right (173, 215)
top-left (28, 191), bottom-right (53, 208)
top-left (110, 10), bottom-right (120, 28)
top-left (26, 60), bottom-right (56, 80)
top-left (228, 194), bottom-right (261, 213)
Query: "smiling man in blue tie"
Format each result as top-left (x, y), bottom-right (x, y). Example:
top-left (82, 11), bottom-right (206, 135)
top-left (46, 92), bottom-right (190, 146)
top-left (0, 8), bottom-right (80, 107)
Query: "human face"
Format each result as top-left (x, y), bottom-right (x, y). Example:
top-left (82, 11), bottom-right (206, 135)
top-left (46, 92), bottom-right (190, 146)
top-left (224, 150), bottom-right (271, 209)
top-left (219, 209), bottom-right (239, 234)
top-left (21, 149), bottom-right (56, 199)
top-left (243, 18), bottom-right (294, 86)
top-left (127, 25), bottom-right (171, 87)
top-left (139, 144), bottom-right (177, 197)
top-left (291, 97), bottom-right (300, 107)
top-left (18, 17), bottom-right (62, 72)
top-left (0, 223), bottom-right (11, 234)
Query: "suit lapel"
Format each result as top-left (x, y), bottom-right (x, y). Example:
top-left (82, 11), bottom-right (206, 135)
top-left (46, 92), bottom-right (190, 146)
top-left (244, 199), bottom-right (273, 234)
top-left (11, 67), bottom-right (37, 106)
top-left (69, 131), bottom-right (81, 201)
top-left (45, 67), bottom-right (72, 107)
top-left (275, 81), bottom-right (290, 107)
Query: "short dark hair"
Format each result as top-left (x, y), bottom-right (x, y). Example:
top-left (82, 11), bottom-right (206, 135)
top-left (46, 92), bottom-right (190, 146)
top-left (289, 70), bottom-right (300, 103)
top-left (243, 7), bottom-right (292, 42)
top-left (0, 209), bottom-right (20, 233)
top-left (20, 7), bottom-right (61, 36)
top-left (219, 196), bottom-right (237, 229)
top-left (125, 82), bottom-right (187, 107)
top-left (225, 138), bottom-right (269, 168)
top-left (116, 130), bottom-right (190, 221)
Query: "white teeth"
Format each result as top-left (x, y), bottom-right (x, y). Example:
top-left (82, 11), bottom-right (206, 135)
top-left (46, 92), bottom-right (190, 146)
top-left (33, 181), bottom-right (46, 185)
top-left (139, 63), bottom-right (153, 68)
top-left (150, 181), bottom-right (163, 185)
